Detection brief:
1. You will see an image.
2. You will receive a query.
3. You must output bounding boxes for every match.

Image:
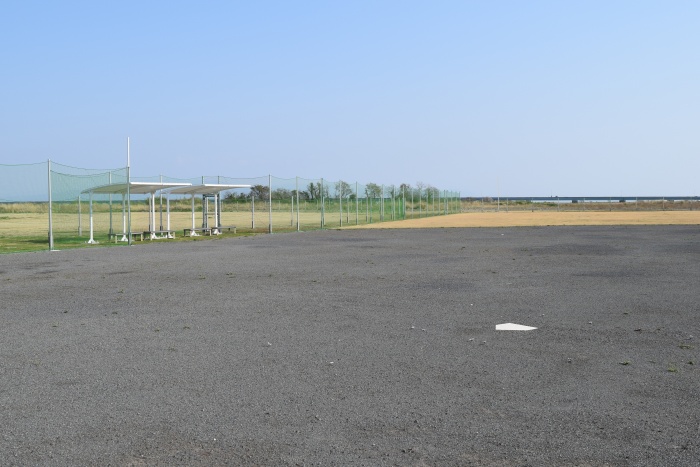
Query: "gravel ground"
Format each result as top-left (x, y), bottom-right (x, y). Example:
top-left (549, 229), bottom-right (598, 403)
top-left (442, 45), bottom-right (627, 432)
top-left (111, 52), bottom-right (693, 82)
top-left (1, 226), bottom-right (698, 466)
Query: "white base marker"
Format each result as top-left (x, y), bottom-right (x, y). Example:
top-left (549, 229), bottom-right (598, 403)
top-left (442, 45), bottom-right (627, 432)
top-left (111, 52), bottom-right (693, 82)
top-left (496, 323), bottom-right (537, 331)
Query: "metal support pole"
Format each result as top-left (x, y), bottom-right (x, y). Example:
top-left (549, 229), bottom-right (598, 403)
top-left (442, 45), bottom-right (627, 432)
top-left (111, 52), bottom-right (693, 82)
top-left (419, 189), bottom-right (422, 217)
top-left (218, 191), bottom-right (223, 228)
top-left (296, 177), bottom-right (300, 231)
top-left (382, 185), bottom-right (385, 221)
top-left (120, 194), bottom-right (127, 241)
top-left (87, 191), bottom-right (98, 244)
top-left (402, 186), bottom-right (406, 219)
top-left (109, 172), bottom-right (113, 235)
top-left (213, 194), bottom-right (220, 234)
top-left (201, 195), bottom-right (207, 229)
top-left (411, 190), bottom-right (414, 218)
top-left (268, 174), bottom-right (272, 234)
top-left (251, 195), bottom-right (255, 229)
top-left (166, 194), bottom-right (173, 238)
top-left (159, 175), bottom-right (163, 230)
top-left (47, 160), bottom-right (54, 250)
top-left (126, 137), bottom-right (132, 245)
top-left (189, 194), bottom-right (198, 235)
top-left (356, 182), bottom-right (359, 225)
top-left (321, 178), bottom-right (325, 228)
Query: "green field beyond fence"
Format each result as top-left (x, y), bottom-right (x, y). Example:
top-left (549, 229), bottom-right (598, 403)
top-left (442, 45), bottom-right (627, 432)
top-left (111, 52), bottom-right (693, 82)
top-left (0, 161), bottom-right (460, 253)
top-left (3, 161), bottom-right (696, 253)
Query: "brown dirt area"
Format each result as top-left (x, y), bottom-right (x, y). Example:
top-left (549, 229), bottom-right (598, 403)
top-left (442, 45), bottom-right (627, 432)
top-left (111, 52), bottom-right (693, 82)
top-left (345, 210), bottom-right (700, 229)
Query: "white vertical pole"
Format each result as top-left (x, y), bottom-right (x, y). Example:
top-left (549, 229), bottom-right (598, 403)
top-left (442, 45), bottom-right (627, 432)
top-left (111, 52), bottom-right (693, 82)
top-left (126, 137), bottom-right (132, 245)
top-left (419, 188), bottom-right (422, 217)
top-left (47, 159), bottom-right (54, 250)
top-left (339, 184), bottom-right (343, 227)
top-left (78, 196), bottom-right (82, 236)
top-left (213, 193), bottom-right (220, 234)
top-left (109, 172), bottom-right (113, 234)
top-left (166, 194), bottom-right (172, 237)
top-left (190, 194), bottom-right (198, 235)
top-left (366, 188), bottom-right (369, 222)
top-left (268, 174), bottom-right (272, 234)
top-left (381, 185), bottom-right (384, 221)
top-left (355, 182), bottom-right (359, 225)
top-left (87, 191), bottom-right (98, 244)
top-left (121, 194), bottom-right (127, 241)
top-left (159, 175), bottom-right (163, 230)
top-left (402, 186), bottom-right (405, 219)
top-left (151, 193), bottom-right (157, 238)
top-left (251, 195), bottom-right (255, 229)
top-left (296, 176), bottom-right (300, 231)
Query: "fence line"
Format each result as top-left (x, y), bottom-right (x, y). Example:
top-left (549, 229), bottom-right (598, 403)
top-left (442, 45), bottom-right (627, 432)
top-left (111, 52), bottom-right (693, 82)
top-left (2, 160), bottom-right (698, 253)
top-left (0, 161), bottom-right (460, 252)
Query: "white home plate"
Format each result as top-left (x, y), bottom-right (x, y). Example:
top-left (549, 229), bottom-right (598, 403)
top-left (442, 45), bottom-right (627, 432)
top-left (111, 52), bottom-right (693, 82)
top-left (496, 323), bottom-right (537, 331)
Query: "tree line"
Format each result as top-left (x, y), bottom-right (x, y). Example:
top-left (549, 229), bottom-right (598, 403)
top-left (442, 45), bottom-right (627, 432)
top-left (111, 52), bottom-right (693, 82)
top-left (225, 182), bottom-right (442, 201)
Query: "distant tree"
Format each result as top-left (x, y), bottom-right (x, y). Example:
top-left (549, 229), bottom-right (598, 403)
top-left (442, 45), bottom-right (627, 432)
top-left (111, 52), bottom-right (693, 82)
top-left (424, 185), bottom-right (439, 199)
top-left (272, 188), bottom-right (292, 200)
top-left (307, 182), bottom-right (321, 200)
top-left (335, 180), bottom-right (353, 199)
top-left (415, 181), bottom-right (425, 196)
top-left (249, 184), bottom-right (269, 199)
top-left (365, 183), bottom-right (382, 198)
top-left (225, 192), bottom-right (244, 201)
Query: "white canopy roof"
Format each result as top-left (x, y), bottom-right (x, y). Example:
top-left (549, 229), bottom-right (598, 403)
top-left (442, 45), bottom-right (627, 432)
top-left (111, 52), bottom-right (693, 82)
top-left (167, 183), bottom-right (251, 195)
top-left (82, 181), bottom-right (192, 195)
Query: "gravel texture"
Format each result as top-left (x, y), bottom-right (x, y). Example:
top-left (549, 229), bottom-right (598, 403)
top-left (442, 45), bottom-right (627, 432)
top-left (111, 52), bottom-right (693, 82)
top-left (1, 226), bottom-right (699, 466)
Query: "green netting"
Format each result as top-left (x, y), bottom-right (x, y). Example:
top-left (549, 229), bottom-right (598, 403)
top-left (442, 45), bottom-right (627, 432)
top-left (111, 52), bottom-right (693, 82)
top-left (1, 162), bottom-right (464, 252)
top-left (0, 162), bottom-right (48, 203)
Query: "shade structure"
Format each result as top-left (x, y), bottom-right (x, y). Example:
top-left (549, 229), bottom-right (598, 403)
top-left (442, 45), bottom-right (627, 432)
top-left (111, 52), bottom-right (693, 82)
top-left (167, 184), bottom-right (252, 235)
top-left (86, 181), bottom-right (192, 195)
top-left (82, 182), bottom-right (192, 242)
top-left (166, 183), bottom-right (251, 196)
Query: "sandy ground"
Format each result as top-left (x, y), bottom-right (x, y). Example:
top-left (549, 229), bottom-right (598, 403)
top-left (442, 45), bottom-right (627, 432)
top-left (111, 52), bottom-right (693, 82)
top-left (1, 226), bottom-right (699, 465)
top-left (346, 210), bottom-right (700, 229)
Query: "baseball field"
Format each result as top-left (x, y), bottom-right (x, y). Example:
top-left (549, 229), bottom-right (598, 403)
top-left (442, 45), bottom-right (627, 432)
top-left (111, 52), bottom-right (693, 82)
top-left (1, 214), bottom-right (698, 465)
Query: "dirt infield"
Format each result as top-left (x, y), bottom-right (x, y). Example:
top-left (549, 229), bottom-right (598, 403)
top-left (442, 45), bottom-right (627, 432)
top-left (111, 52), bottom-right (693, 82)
top-left (347, 210), bottom-right (700, 229)
top-left (1, 225), bottom-right (698, 465)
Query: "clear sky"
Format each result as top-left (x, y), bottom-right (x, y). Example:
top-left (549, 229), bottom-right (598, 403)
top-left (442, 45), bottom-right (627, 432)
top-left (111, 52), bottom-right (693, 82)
top-left (1, 1), bottom-right (698, 196)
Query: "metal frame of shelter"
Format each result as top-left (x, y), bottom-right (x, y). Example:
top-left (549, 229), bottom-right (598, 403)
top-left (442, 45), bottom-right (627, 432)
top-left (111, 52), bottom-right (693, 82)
top-left (82, 181), bottom-right (192, 243)
top-left (167, 184), bottom-right (251, 235)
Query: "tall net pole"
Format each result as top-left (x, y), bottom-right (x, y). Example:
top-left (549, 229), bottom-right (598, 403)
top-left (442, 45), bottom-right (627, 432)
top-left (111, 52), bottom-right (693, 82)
top-left (355, 182), bottom-right (359, 225)
top-left (109, 172), bottom-right (113, 234)
top-left (47, 159), bottom-right (54, 250)
top-left (127, 137), bottom-right (132, 246)
top-left (268, 174), bottom-right (272, 234)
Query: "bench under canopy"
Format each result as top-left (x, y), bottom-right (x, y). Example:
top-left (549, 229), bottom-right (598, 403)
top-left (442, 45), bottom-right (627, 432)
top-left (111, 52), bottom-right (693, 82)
top-left (167, 184), bottom-right (251, 235)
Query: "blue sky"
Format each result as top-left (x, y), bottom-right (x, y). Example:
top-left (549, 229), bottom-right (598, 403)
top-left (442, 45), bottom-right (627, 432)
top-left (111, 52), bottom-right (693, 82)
top-left (1, 1), bottom-right (698, 196)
